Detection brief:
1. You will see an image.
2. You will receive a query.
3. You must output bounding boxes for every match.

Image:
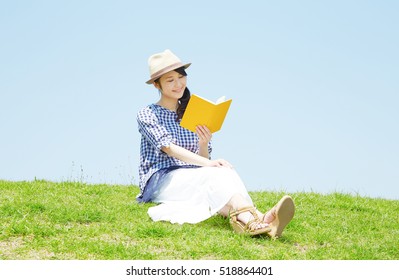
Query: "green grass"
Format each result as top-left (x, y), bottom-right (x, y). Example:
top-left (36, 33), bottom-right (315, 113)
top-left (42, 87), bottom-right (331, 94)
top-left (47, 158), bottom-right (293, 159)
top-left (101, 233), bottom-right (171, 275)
top-left (0, 180), bottom-right (398, 260)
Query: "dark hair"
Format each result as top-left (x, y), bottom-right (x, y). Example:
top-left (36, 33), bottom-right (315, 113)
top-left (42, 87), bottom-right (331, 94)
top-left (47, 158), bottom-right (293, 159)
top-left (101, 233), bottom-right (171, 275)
top-left (155, 66), bottom-right (191, 121)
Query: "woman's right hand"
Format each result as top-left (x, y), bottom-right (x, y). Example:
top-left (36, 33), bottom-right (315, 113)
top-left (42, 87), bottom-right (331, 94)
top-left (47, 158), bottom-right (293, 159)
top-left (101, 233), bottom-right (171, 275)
top-left (208, 159), bottom-right (233, 168)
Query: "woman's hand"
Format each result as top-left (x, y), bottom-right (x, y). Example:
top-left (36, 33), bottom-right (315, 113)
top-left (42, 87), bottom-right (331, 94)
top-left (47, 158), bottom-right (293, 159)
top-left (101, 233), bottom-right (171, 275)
top-left (196, 125), bottom-right (212, 146)
top-left (196, 125), bottom-right (212, 158)
top-left (208, 158), bottom-right (233, 168)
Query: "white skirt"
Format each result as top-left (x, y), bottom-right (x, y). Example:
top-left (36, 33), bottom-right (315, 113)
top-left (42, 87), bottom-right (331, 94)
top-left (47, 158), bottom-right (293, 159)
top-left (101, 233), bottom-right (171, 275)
top-left (148, 166), bottom-right (253, 224)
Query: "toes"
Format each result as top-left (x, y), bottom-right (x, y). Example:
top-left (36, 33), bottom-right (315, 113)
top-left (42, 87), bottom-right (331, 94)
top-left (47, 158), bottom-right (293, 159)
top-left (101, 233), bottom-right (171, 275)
top-left (251, 222), bottom-right (269, 230)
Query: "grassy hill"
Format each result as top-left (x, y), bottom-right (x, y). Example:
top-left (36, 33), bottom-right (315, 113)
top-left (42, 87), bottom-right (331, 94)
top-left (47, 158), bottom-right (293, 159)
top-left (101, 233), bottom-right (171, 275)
top-left (0, 180), bottom-right (398, 260)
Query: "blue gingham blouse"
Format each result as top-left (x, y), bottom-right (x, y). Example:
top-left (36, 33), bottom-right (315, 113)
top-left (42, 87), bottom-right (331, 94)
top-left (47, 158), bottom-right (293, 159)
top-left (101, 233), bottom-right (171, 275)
top-left (137, 104), bottom-right (212, 197)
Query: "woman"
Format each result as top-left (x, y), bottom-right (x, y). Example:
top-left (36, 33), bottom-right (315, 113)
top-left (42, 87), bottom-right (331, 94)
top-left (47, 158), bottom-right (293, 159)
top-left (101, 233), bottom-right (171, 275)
top-left (137, 49), bottom-right (295, 237)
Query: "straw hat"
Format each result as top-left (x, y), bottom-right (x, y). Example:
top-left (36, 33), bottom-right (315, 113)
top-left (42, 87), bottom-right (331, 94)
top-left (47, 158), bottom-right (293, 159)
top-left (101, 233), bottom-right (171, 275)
top-left (145, 49), bottom-right (191, 84)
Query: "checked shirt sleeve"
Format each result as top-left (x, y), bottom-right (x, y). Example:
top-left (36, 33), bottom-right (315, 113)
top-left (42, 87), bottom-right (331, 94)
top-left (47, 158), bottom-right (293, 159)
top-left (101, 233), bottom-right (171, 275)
top-left (137, 107), bottom-right (173, 154)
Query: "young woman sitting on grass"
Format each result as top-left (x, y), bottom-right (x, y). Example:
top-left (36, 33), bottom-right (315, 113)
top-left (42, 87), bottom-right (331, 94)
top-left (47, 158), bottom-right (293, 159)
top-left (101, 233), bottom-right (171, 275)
top-left (136, 49), bottom-right (295, 237)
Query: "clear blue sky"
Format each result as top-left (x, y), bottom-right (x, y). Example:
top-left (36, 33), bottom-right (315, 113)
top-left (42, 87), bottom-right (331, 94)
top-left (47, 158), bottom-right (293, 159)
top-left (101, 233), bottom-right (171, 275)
top-left (1, 1), bottom-right (398, 200)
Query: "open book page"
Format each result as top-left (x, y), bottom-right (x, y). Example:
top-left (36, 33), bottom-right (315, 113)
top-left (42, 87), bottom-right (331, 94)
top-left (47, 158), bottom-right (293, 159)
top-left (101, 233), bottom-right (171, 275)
top-left (216, 96), bottom-right (226, 104)
top-left (180, 94), bottom-right (232, 133)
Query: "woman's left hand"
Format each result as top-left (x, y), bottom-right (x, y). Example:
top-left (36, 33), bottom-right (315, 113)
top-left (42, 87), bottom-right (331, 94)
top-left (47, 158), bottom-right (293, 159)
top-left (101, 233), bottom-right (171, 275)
top-left (196, 125), bottom-right (212, 146)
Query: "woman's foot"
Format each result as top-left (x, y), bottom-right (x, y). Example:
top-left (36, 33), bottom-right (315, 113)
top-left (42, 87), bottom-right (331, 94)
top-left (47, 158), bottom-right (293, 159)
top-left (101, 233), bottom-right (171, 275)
top-left (262, 207), bottom-right (276, 224)
top-left (237, 210), bottom-right (270, 231)
top-left (229, 206), bottom-right (271, 236)
top-left (261, 196), bottom-right (295, 238)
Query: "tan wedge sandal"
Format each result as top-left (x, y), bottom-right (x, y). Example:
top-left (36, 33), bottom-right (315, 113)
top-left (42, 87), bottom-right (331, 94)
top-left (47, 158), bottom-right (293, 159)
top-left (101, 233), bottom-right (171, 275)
top-left (267, 195), bottom-right (295, 238)
top-left (229, 206), bottom-right (271, 236)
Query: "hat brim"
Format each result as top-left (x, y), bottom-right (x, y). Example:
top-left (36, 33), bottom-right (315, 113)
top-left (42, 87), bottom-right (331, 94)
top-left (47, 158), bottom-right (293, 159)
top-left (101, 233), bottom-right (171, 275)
top-left (146, 63), bottom-right (191, 84)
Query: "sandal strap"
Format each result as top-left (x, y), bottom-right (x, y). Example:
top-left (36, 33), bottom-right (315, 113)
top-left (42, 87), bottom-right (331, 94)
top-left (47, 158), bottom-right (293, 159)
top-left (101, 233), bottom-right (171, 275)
top-left (229, 206), bottom-right (259, 222)
top-left (229, 206), bottom-right (256, 217)
top-left (245, 219), bottom-right (264, 230)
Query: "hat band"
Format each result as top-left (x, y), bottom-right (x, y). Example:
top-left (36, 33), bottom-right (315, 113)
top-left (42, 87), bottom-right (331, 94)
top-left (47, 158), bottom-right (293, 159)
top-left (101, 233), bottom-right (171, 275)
top-left (150, 62), bottom-right (184, 80)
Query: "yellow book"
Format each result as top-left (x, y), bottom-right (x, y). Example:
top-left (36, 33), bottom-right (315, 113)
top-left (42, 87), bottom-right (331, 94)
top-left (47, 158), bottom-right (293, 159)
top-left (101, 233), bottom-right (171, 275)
top-left (180, 94), bottom-right (232, 133)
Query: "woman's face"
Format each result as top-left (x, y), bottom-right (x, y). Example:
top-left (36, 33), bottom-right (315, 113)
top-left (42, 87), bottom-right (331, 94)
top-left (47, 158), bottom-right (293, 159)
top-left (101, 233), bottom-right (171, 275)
top-left (155, 70), bottom-right (187, 100)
